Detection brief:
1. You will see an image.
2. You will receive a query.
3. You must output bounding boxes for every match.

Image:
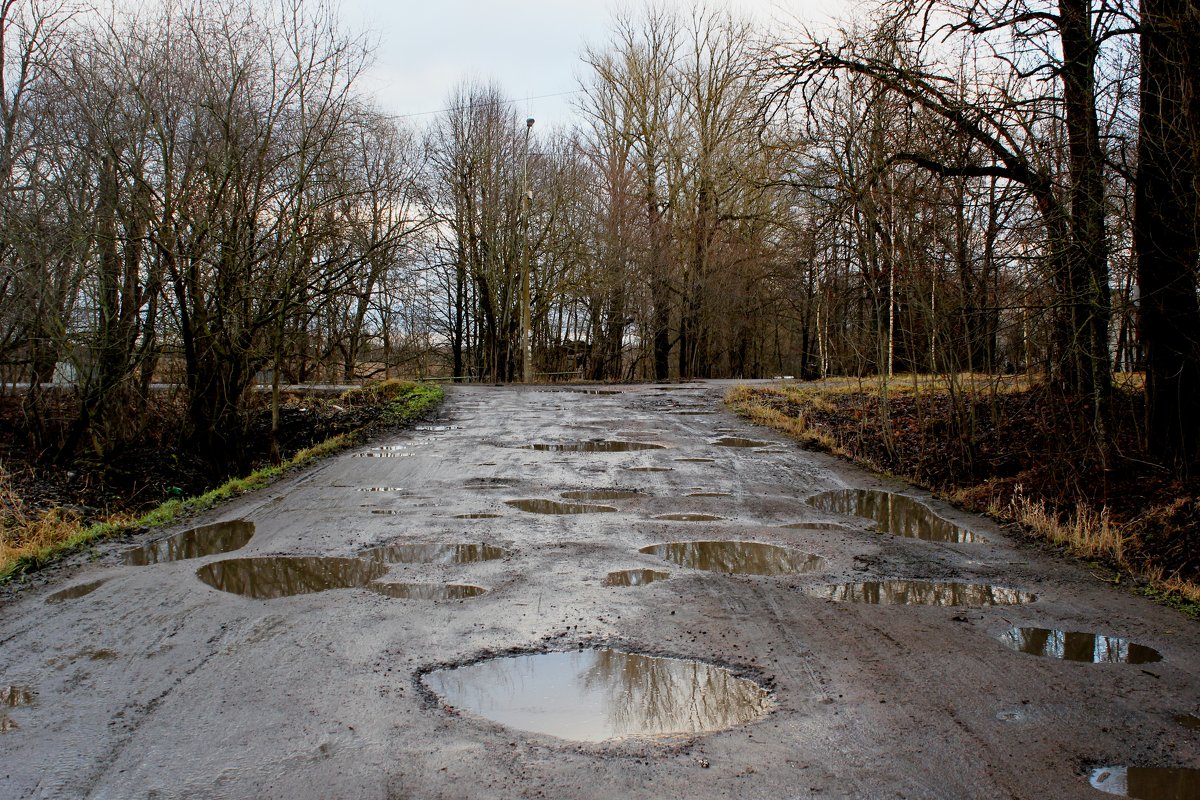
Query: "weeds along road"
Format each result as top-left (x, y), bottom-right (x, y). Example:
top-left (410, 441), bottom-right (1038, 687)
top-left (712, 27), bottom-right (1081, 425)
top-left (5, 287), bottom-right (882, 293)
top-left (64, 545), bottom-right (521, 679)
top-left (2, 383), bottom-right (1197, 799)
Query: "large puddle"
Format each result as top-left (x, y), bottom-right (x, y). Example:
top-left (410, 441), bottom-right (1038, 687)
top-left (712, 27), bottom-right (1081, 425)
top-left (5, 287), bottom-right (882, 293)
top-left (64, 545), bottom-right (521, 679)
top-left (370, 583), bottom-right (486, 600)
top-left (423, 648), bottom-right (773, 742)
top-left (561, 490), bottom-right (642, 501)
top-left (1000, 628), bottom-right (1162, 664)
top-left (526, 441), bottom-right (664, 452)
top-left (506, 499), bottom-right (617, 515)
top-left (46, 579), bottom-right (107, 603)
top-left (604, 569), bottom-right (670, 587)
top-left (124, 520), bottom-right (255, 566)
top-left (713, 437), bottom-right (772, 448)
top-left (196, 556), bottom-right (387, 599)
top-left (803, 581), bottom-right (1035, 606)
top-left (641, 541), bottom-right (824, 575)
top-left (359, 543), bottom-right (509, 564)
top-left (1090, 766), bottom-right (1200, 798)
top-left (805, 490), bottom-right (976, 542)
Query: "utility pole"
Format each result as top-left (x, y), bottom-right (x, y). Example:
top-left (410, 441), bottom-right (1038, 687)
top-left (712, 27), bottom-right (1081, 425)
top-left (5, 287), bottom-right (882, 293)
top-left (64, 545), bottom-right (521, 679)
top-left (522, 117), bottom-right (535, 384)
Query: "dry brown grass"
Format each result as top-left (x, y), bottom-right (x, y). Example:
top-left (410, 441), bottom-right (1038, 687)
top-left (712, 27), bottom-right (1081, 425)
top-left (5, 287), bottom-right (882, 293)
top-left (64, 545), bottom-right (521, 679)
top-left (993, 487), bottom-right (1124, 562)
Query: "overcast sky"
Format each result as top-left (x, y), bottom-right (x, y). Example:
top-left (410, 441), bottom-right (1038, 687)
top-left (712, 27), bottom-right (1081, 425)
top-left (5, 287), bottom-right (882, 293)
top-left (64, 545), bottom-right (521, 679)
top-left (336, 0), bottom-right (852, 130)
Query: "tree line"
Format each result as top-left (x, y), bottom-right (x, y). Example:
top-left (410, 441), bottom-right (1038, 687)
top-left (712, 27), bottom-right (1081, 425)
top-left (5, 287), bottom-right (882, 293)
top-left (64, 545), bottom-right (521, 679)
top-left (1, 0), bottom-right (1196, 473)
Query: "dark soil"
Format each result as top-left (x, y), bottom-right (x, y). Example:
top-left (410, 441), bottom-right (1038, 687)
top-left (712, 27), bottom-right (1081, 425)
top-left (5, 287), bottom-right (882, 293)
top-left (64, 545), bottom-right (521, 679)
top-left (746, 382), bottom-right (1199, 583)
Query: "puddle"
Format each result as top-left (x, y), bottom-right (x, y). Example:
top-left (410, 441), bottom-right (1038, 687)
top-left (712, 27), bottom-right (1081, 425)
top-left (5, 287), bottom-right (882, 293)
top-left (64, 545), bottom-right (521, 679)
top-left (196, 556), bottom-right (388, 599)
top-left (641, 541), bottom-right (824, 575)
top-left (653, 513), bottom-right (724, 522)
top-left (805, 490), bottom-right (976, 543)
top-left (1, 686), bottom-right (35, 706)
top-left (506, 499), bottom-right (617, 515)
top-left (370, 583), bottom-right (486, 600)
top-left (675, 458), bottom-right (715, 463)
top-left (1175, 714), bottom-right (1200, 730)
top-left (1090, 766), bottom-right (1200, 798)
top-left (357, 487), bottom-right (407, 493)
top-left (371, 510), bottom-right (403, 515)
top-left (46, 579), bottom-right (107, 603)
top-left (454, 513), bottom-right (503, 519)
top-left (603, 569), bottom-right (670, 586)
top-left (802, 581), bottom-right (1035, 606)
top-left (626, 466), bottom-right (673, 472)
top-left (353, 451), bottom-right (414, 458)
top-left (781, 521), bottom-right (851, 530)
top-left (526, 441), bottom-right (665, 452)
top-left (561, 490), bottom-right (641, 501)
top-left (124, 520), bottom-right (254, 566)
top-left (713, 437), bottom-right (772, 448)
top-left (415, 424), bottom-right (462, 431)
top-left (423, 648), bottom-right (772, 742)
top-left (464, 478), bottom-right (517, 489)
top-left (1000, 628), bottom-right (1163, 663)
top-left (686, 492), bottom-right (730, 498)
top-left (359, 543), bottom-right (509, 564)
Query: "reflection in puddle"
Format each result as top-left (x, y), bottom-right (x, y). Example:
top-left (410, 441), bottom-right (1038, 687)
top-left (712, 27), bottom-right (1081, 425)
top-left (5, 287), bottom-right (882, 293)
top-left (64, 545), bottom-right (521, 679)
top-left (357, 486), bottom-right (407, 493)
top-left (713, 437), bottom-right (772, 448)
top-left (675, 458), bottom-right (714, 463)
top-left (415, 424), bottom-right (462, 431)
top-left (626, 466), bottom-right (673, 472)
top-left (803, 581), bottom-right (1035, 606)
top-left (370, 583), bottom-right (486, 600)
top-left (506, 499), bottom-right (617, 515)
top-left (1000, 628), bottom-right (1162, 663)
top-left (1090, 766), bottom-right (1200, 798)
top-left (454, 513), bottom-right (503, 519)
top-left (526, 441), bottom-right (664, 452)
top-left (1176, 714), bottom-right (1200, 730)
top-left (1, 686), bottom-right (35, 706)
top-left (124, 520), bottom-right (254, 566)
top-left (353, 451), bottom-right (414, 458)
top-left (604, 569), bottom-right (670, 587)
top-left (561, 489), bottom-right (641, 501)
top-left (360, 543), bottom-right (509, 564)
top-left (196, 556), bottom-right (387, 599)
top-left (806, 490), bottom-right (976, 542)
top-left (781, 521), bottom-right (851, 530)
top-left (641, 541), bottom-right (824, 575)
top-left (46, 579), bottom-right (107, 603)
top-left (424, 648), bottom-right (772, 742)
top-left (653, 513), bottom-right (724, 522)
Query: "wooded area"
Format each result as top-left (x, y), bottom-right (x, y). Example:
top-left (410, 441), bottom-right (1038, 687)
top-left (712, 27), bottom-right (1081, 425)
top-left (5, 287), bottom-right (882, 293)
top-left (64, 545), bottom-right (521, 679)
top-left (0, 0), bottom-right (1196, 475)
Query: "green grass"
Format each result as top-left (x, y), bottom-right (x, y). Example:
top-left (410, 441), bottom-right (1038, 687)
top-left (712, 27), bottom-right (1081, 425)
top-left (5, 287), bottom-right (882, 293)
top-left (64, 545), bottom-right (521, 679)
top-left (0, 381), bottom-right (443, 583)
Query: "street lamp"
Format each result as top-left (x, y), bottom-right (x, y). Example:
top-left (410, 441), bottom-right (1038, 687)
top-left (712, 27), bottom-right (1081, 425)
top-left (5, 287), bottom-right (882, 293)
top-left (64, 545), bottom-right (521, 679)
top-left (522, 117), bottom-right (535, 384)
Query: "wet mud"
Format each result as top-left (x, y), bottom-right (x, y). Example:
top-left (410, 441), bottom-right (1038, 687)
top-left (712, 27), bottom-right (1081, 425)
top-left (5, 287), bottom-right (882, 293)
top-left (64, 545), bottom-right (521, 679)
top-left (359, 543), bottom-right (509, 564)
top-left (370, 583), bottom-right (486, 600)
top-left (526, 441), bottom-right (664, 452)
top-left (603, 569), bottom-right (670, 587)
top-left (560, 490), bottom-right (642, 501)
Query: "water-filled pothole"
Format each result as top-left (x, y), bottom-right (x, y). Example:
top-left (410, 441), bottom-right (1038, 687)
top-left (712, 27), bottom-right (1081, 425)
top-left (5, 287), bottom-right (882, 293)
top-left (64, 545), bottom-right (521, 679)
top-left (686, 492), bottom-right (730, 498)
top-left (423, 648), bottom-right (773, 742)
top-left (806, 490), bottom-right (976, 542)
top-left (357, 486), bottom-right (407, 493)
top-left (526, 441), bottom-right (664, 452)
top-left (781, 521), bottom-right (851, 530)
top-left (803, 581), bottom-right (1034, 606)
top-left (464, 478), bottom-right (518, 489)
top-left (561, 490), bottom-right (641, 501)
top-left (506, 499), bottom-right (617, 515)
top-left (604, 569), bottom-right (670, 587)
top-left (353, 451), bottom-right (414, 458)
top-left (124, 520), bottom-right (254, 566)
top-left (359, 543), bottom-right (509, 564)
top-left (626, 466), bottom-right (673, 472)
top-left (196, 556), bottom-right (388, 599)
top-left (454, 513), bottom-right (503, 519)
top-left (1090, 766), bottom-right (1200, 798)
top-left (415, 424), bottom-right (462, 431)
top-left (641, 541), bottom-right (824, 575)
top-left (713, 437), bottom-right (772, 448)
top-left (1176, 714), bottom-right (1200, 730)
top-left (675, 457), bottom-right (715, 463)
top-left (653, 513), bottom-right (724, 522)
top-left (1000, 628), bottom-right (1162, 663)
top-left (370, 583), bottom-right (486, 600)
top-left (46, 579), bottom-right (107, 603)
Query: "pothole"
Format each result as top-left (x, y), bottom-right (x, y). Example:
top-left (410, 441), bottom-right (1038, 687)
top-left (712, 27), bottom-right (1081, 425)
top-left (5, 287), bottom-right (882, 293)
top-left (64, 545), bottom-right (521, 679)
top-left (1000, 628), bottom-right (1162, 663)
top-left (686, 492), bottom-right (730, 498)
top-left (370, 583), bottom-right (486, 600)
top-left (525, 441), bottom-right (665, 452)
top-left (359, 543), bottom-right (509, 564)
top-left (1090, 766), bottom-right (1200, 798)
top-left (353, 451), bottom-right (414, 458)
top-left (46, 579), bottom-right (107, 603)
top-left (805, 490), bottom-right (977, 542)
top-left (454, 513), bottom-right (503, 519)
top-left (653, 513), bottom-right (724, 522)
top-left (603, 569), bottom-right (670, 587)
top-left (464, 478), bottom-right (517, 489)
top-left (802, 581), bottom-right (1035, 606)
top-left (124, 520), bottom-right (254, 566)
top-left (415, 425), bottom-right (462, 431)
top-left (422, 648), bottom-right (773, 742)
top-left (713, 437), bottom-right (772, 448)
top-left (506, 499), bottom-right (617, 515)
top-left (561, 490), bottom-right (642, 501)
top-left (675, 458), bottom-right (715, 463)
top-left (1176, 714), bottom-right (1200, 730)
top-left (641, 541), bottom-right (824, 575)
top-left (781, 521), bottom-right (852, 530)
top-left (357, 486), bottom-right (407, 493)
top-left (626, 466), bottom-right (673, 472)
top-left (196, 556), bottom-right (387, 599)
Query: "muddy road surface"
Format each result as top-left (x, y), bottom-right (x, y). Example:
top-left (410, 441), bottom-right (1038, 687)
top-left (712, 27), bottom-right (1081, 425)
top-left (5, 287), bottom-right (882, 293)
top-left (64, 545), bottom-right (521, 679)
top-left (2, 383), bottom-right (1198, 799)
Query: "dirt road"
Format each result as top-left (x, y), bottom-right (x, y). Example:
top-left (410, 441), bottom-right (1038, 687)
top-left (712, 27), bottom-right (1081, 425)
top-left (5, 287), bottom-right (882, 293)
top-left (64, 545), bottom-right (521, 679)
top-left (2, 383), bottom-right (1197, 799)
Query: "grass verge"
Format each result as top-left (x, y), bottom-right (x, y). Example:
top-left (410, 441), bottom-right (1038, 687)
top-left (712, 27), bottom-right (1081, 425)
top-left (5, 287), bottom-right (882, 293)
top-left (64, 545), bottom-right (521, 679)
top-left (0, 380), bottom-right (443, 583)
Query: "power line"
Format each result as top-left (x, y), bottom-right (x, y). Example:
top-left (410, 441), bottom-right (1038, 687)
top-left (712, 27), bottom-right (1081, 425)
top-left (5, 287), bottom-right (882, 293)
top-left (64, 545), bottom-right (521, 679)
top-left (384, 89), bottom-right (584, 120)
